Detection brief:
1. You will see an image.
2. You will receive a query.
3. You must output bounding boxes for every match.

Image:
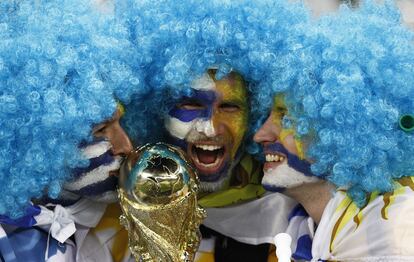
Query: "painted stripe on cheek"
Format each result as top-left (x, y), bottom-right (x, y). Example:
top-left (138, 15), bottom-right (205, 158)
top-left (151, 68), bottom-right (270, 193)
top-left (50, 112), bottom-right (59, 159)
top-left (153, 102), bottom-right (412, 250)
top-left (164, 116), bottom-right (196, 140)
top-left (168, 108), bottom-right (209, 122)
top-left (264, 143), bottom-right (313, 177)
top-left (72, 150), bottom-right (115, 177)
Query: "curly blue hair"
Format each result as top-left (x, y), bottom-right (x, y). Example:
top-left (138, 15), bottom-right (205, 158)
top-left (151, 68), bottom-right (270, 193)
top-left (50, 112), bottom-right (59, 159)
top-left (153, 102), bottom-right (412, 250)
top-left (116, 0), bottom-right (312, 154)
top-left (265, 0), bottom-right (414, 206)
top-left (0, 0), bottom-right (139, 218)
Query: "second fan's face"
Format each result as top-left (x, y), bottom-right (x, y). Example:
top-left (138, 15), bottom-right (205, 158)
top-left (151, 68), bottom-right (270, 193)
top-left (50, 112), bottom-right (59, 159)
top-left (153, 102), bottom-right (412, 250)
top-left (165, 72), bottom-right (248, 189)
top-left (254, 95), bottom-right (319, 192)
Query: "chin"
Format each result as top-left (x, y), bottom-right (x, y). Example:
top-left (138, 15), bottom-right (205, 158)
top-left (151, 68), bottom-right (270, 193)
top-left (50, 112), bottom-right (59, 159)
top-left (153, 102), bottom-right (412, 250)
top-left (262, 162), bottom-right (320, 191)
top-left (199, 177), bottom-right (229, 193)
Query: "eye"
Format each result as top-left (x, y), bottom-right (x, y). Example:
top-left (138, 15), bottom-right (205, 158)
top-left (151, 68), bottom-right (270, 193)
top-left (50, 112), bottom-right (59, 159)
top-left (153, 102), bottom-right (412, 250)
top-left (274, 106), bottom-right (287, 117)
top-left (219, 103), bottom-right (241, 112)
top-left (92, 123), bottom-right (107, 136)
top-left (178, 101), bottom-right (205, 110)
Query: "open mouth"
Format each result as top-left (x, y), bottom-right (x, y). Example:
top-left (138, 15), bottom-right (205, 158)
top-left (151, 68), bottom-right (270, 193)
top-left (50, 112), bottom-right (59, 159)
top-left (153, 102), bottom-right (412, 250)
top-left (264, 152), bottom-right (287, 171)
top-left (189, 143), bottom-right (227, 175)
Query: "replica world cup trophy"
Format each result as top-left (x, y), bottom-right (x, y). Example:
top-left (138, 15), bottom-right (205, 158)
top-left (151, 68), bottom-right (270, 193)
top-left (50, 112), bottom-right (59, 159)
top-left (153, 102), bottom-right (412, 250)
top-left (118, 143), bottom-right (206, 262)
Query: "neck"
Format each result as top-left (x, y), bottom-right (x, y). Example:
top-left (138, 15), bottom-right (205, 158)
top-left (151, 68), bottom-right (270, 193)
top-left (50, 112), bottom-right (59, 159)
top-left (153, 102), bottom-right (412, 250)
top-left (284, 181), bottom-right (335, 224)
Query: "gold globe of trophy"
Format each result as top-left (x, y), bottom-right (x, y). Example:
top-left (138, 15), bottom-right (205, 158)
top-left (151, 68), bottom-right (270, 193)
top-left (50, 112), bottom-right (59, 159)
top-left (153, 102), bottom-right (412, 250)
top-left (118, 143), bottom-right (206, 262)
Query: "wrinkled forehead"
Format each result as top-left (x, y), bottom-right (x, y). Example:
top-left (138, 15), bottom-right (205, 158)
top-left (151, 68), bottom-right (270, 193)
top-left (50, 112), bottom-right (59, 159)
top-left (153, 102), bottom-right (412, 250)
top-left (186, 71), bottom-right (247, 104)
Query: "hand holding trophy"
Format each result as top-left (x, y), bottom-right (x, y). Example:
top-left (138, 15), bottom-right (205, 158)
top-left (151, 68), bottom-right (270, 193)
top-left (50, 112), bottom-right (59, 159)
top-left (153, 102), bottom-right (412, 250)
top-left (118, 143), bottom-right (206, 262)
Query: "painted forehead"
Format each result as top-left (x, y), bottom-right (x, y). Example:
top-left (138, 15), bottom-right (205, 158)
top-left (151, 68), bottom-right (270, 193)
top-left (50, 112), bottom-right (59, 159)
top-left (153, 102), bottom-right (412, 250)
top-left (210, 71), bottom-right (247, 106)
top-left (183, 71), bottom-right (247, 103)
top-left (273, 94), bottom-right (287, 111)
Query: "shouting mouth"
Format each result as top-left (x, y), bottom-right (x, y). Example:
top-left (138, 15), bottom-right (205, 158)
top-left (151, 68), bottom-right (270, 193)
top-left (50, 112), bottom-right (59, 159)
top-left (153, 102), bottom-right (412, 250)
top-left (188, 142), bottom-right (227, 176)
top-left (264, 152), bottom-right (287, 171)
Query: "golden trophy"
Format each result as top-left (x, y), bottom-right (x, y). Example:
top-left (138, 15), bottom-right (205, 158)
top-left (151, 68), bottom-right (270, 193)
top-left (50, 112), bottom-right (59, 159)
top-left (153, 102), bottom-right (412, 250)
top-left (118, 143), bottom-right (206, 262)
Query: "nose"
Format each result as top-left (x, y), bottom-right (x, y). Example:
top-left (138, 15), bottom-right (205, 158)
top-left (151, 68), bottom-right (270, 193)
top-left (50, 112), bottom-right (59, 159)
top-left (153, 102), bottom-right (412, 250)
top-left (194, 119), bottom-right (216, 137)
top-left (253, 114), bottom-right (279, 144)
top-left (110, 123), bottom-right (133, 157)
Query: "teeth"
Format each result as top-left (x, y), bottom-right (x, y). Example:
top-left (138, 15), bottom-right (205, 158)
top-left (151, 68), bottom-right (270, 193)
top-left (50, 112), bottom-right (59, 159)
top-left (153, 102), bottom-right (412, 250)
top-left (265, 154), bottom-right (285, 162)
top-left (195, 144), bottom-right (222, 151)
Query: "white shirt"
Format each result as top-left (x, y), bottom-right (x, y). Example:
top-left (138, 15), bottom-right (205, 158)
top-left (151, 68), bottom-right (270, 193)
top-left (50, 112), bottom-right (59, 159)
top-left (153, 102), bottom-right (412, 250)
top-left (312, 177), bottom-right (414, 262)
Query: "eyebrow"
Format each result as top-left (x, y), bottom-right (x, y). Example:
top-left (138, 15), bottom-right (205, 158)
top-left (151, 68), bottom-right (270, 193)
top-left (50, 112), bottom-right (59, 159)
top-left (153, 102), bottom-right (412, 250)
top-left (275, 106), bottom-right (287, 111)
top-left (222, 97), bottom-right (248, 106)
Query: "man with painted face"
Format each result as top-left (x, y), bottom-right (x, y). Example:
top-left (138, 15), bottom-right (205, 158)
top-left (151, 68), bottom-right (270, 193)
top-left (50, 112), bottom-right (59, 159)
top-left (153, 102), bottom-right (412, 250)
top-left (254, 1), bottom-right (414, 261)
top-left (165, 70), bottom-right (265, 260)
top-left (162, 70), bottom-right (313, 261)
top-left (0, 1), bottom-right (138, 261)
top-left (45, 105), bottom-right (132, 205)
top-left (0, 104), bottom-right (134, 262)
top-left (254, 95), bottom-right (333, 224)
top-left (165, 70), bottom-right (249, 194)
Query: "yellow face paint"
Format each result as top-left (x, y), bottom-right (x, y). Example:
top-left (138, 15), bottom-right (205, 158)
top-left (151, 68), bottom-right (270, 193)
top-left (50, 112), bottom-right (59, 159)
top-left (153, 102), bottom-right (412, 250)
top-left (211, 71), bottom-right (248, 160)
top-left (116, 102), bottom-right (125, 117)
top-left (271, 94), bottom-right (305, 159)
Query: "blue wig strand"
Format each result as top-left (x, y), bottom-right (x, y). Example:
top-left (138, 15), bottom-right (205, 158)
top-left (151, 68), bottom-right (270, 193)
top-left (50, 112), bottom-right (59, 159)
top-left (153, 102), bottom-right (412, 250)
top-left (0, 0), bottom-right (139, 218)
top-left (274, 0), bottom-right (414, 206)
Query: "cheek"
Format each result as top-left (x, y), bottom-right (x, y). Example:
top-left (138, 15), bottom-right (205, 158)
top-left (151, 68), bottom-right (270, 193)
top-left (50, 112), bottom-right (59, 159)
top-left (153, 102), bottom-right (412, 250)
top-left (166, 103), bottom-right (213, 140)
top-left (164, 115), bottom-right (195, 140)
top-left (213, 112), bottom-right (248, 157)
top-left (279, 129), bottom-right (302, 158)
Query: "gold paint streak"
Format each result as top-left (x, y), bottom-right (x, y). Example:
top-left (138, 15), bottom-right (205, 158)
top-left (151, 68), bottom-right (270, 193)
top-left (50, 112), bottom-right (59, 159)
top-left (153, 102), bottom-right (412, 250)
top-left (112, 229), bottom-right (129, 262)
top-left (334, 193), bottom-right (352, 212)
top-left (353, 199), bottom-right (369, 229)
top-left (381, 192), bottom-right (393, 220)
top-left (91, 203), bottom-right (129, 262)
top-left (267, 244), bottom-right (278, 262)
top-left (271, 95), bottom-right (305, 160)
top-left (195, 252), bottom-right (215, 262)
top-left (116, 102), bottom-right (125, 116)
top-left (330, 201), bottom-right (352, 253)
top-left (294, 138), bottom-right (305, 160)
top-left (212, 71), bottom-right (248, 160)
top-left (398, 177), bottom-right (414, 191)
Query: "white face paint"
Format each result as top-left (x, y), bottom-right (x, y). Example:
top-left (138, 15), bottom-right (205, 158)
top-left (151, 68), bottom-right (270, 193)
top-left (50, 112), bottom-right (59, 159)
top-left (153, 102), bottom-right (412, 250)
top-left (164, 72), bottom-right (217, 141)
top-left (164, 117), bottom-right (216, 140)
top-left (62, 140), bottom-right (122, 203)
top-left (262, 162), bottom-right (320, 190)
top-left (191, 72), bottom-right (216, 91)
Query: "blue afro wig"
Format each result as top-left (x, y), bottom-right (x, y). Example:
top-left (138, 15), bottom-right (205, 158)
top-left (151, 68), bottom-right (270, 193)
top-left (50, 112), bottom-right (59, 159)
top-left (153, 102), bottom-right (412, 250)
top-left (265, 0), bottom-right (414, 206)
top-left (0, 0), bottom-right (139, 218)
top-left (114, 0), bottom-right (312, 154)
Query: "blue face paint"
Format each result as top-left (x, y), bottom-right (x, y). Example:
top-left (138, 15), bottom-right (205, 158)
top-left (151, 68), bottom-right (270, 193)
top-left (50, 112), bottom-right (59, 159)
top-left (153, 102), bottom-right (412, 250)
top-left (69, 176), bottom-right (118, 197)
top-left (71, 150), bottom-right (115, 178)
top-left (168, 89), bottom-right (216, 122)
top-left (264, 143), bottom-right (314, 177)
top-left (262, 184), bottom-right (286, 192)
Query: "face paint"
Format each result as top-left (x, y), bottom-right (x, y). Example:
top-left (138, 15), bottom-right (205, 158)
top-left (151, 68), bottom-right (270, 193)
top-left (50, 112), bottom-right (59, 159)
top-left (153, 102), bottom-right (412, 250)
top-left (165, 71), bottom-right (248, 190)
top-left (254, 95), bottom-right (320, 192)
top-left (63, 139), bottom-right (122, 203)
top-left (62, 105), bottom-right (132, 203)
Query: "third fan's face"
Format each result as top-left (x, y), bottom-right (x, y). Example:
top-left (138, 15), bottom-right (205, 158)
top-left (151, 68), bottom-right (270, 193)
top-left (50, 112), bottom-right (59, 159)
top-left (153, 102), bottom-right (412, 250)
top-left (254, 95), bottom-right (319, 192)
top-left (64, 105), bottom-right (133, 203)
top-left (165, 72), bottom-right (248, 185)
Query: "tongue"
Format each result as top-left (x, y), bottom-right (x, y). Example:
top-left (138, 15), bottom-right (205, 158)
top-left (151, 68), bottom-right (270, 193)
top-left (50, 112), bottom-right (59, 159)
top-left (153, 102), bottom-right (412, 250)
top-left (197, 149), bottom-right (218, 164)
